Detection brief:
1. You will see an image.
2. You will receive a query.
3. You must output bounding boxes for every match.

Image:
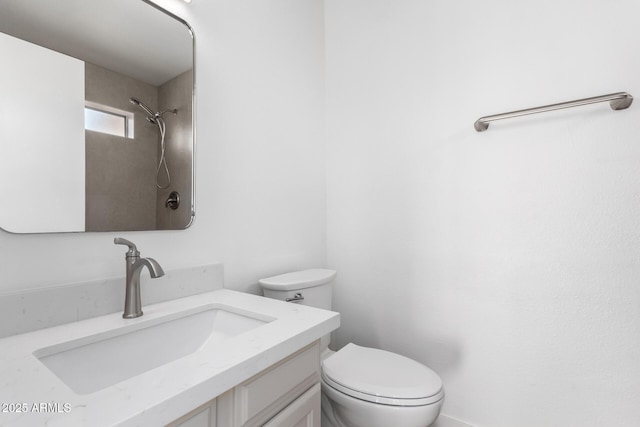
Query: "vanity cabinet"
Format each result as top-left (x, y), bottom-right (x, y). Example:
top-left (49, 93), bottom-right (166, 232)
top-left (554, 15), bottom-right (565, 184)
top-left (168, 341), bottom-right (321, 427)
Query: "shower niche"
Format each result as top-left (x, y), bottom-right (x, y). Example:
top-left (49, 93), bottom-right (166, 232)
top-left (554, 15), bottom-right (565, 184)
top-left (0, 0), bottom-right (194, 233)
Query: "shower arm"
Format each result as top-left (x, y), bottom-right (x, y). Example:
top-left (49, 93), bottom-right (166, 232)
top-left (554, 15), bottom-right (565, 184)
top-left (157, 108), bottom-right (178, 116)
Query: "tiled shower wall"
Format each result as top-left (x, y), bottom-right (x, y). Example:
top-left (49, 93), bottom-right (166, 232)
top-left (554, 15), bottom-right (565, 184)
top-left (84, 62), bottom-right (158, 231)
top-left (156, 69), bottom-right (194, 230)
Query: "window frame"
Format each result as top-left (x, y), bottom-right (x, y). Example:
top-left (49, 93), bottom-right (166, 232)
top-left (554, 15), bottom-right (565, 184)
top-left (84, 101), bottom-right (134, 139)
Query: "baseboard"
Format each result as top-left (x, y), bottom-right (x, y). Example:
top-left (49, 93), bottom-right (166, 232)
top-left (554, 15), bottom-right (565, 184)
top-left (433, 413), bottom-right (476, 427)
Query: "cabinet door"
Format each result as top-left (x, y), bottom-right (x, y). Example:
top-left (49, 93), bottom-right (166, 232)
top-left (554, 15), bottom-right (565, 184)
top-left (233, 342), bottom-right (320, 426)
top-left (168, 400), bottom-right (216, 427)
top-left (263, 383), bottom-right (321, 427)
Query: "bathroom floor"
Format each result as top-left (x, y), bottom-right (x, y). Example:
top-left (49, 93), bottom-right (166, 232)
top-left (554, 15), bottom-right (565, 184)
top-left (430, 416), bottom-right (474, 427)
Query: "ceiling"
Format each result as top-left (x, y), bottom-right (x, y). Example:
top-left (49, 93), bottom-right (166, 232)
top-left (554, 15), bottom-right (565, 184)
top-left (0, 0), bottom-right (193, 86)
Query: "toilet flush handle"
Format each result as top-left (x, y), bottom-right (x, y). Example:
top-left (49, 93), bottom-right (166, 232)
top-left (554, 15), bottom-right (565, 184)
top-left (285, 293), bottom-right (304, 303)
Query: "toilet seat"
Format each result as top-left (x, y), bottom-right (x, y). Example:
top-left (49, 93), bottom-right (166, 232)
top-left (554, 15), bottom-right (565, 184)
top-left (322, 343), bottom-right (444, 407)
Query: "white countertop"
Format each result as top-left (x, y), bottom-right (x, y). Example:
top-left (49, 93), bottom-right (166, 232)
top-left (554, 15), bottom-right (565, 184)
top-left (0, 289), bottom-right (340, 426)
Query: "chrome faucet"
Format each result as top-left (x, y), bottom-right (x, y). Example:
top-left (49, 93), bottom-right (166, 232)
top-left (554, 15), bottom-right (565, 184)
top-left (114, 237), bottom-right (165, 319)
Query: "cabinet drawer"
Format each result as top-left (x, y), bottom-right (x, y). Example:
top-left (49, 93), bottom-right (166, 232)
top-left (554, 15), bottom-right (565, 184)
top-left (235, 341), bottom-right (320, 426)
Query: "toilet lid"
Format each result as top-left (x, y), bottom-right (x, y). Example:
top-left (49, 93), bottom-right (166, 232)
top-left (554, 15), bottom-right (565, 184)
top-left (322, 343), bottom-right (444, 406)
top-left (258, 269), bottom-right (336, 291)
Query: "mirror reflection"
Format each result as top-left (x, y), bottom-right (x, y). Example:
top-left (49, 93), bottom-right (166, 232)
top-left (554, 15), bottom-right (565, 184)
top-left (0, 0), bottom-right (194, 233)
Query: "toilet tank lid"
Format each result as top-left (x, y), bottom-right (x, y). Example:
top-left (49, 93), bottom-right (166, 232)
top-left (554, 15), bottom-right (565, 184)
top-left (259, 269), bottom-right (336, 291)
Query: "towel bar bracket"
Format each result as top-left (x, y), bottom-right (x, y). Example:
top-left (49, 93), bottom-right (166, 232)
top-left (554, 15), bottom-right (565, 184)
top-left (609, 95), bottom-right (633, 111)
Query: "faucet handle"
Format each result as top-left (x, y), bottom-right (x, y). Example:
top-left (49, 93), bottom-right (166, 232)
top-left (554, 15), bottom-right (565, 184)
top-left (114, 237), bottom-right (140, 257)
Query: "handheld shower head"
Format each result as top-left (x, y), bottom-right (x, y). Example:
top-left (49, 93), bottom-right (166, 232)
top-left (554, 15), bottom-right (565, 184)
top-left (128, 96), bottom-right (176, 190)
top-left (129, 97), bottom-right (156, 118)
top-left (129, 97), bottom-right (177, 122)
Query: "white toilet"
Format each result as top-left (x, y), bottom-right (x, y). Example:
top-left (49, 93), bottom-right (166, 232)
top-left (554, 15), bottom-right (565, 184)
top-left (259, 269), bottom-right (444, 427)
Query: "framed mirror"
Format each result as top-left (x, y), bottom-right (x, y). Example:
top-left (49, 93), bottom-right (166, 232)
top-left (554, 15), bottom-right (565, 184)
top-left (0, 0), bottom-right (194, 233)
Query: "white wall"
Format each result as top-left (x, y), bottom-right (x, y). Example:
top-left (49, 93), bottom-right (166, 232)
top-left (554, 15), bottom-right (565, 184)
top-left (325, 1), bottom-right (640, 426)
top-left (0, 0), bottom-right (326, 294)
top-left (0, 33), bottom-right (85, 232)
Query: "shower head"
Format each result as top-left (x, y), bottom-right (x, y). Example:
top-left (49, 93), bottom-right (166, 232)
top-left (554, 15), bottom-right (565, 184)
top-left (129, 97), bottom-right (156, 118)
top-left (129, 97), bottom-right (177, 125)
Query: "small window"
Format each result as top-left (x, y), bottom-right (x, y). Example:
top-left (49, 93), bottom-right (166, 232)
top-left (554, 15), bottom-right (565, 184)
top-left (84, 101), bottom-right (134, 139)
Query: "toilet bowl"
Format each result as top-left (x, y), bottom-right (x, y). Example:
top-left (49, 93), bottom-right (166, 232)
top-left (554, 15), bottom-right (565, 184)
top-left (320, 343), bottom-right (443, 427)
top-left (259, 269), bottom-right (444, 427)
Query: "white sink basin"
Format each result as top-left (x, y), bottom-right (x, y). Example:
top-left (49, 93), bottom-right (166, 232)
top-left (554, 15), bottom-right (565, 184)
top-left (33, 306), bottom-right (271, 394)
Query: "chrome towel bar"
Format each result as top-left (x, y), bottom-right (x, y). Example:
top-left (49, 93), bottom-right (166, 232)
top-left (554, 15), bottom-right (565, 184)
top-left (474, 92), bottom-right (633, 132)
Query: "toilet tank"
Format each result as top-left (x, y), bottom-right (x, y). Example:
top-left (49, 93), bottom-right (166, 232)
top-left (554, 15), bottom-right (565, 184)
top-left (258, 269), bottom-right (336, 311)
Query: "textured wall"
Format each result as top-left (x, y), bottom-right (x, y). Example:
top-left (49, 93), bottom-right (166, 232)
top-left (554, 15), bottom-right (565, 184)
top-left (325, 0), bottom-right (640, 426)
top-left (85, 62), bottom-right (158, 231)
top-left (156, 69), bottom-right (194, 230)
